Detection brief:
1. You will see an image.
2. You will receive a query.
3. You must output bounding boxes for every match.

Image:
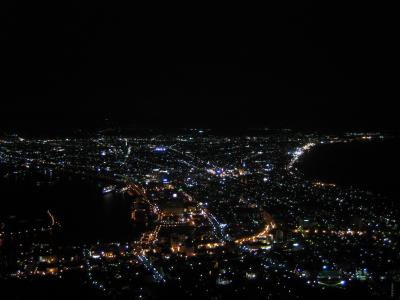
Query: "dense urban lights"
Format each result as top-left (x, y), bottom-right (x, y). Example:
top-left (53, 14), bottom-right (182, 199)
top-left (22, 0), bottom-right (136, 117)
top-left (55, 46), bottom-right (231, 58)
top-left (0, 130), bottom-right (399, 299)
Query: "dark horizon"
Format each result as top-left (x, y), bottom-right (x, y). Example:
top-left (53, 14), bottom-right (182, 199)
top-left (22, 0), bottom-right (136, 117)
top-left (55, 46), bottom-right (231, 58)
top-left (1, 113), bottom-right (399, 137)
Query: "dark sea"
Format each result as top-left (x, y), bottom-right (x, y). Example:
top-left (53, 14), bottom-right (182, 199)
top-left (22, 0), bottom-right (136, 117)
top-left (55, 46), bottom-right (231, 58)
top-left (0, 165), bottom-right (135, 244)
top-left (297, 138), bottom-right (400, 199)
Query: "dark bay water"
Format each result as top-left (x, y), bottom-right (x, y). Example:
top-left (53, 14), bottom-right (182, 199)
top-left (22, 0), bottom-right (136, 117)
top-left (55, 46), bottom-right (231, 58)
top-left (297, 138), bottom-right (400, 199)
top-left (0, 165), bottom-right (135, 244)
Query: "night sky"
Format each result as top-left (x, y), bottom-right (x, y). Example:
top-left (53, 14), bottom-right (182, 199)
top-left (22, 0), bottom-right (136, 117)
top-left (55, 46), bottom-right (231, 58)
top-left (1, 3), bottom-right (397, 132)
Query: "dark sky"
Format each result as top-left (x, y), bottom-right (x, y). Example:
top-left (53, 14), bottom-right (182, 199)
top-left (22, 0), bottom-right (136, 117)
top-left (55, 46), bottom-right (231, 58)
top-left (1, 3), bottom-right (398, 132)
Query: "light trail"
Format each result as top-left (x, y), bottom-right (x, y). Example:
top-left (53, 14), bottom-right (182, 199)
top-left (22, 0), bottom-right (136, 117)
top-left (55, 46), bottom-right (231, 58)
top-left (287, 142), bottom-right (315, 170)
top-left (235, 222), bottom-right (275, 245)
top-left (137, 255), bottom-right (165, 283)
top-left (47, 210), bottom-right (55, 226)
top-left (47, 209), bottom-right (61, 227)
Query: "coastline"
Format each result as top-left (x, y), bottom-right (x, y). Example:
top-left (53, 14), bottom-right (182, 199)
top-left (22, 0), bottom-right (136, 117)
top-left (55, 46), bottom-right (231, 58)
top-left (295, 138), bottom-right (400, 199)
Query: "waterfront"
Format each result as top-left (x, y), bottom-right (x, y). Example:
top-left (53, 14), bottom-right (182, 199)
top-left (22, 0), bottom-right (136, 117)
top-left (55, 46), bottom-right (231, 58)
top-left (297, 138), bottom-right (400, 199)
top-left (0, 165), bottom-right (134, 244)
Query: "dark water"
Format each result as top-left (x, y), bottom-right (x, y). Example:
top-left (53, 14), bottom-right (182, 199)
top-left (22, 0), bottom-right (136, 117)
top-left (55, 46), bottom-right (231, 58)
top-left (0, 165), bottom-right (134, 244)
top-left (297, 138), bottom-right (400, 199)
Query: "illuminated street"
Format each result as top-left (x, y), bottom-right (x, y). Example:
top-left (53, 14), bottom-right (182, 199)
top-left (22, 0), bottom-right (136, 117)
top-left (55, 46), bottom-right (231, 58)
top-left (1, 130), bottom-right (399, 298)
